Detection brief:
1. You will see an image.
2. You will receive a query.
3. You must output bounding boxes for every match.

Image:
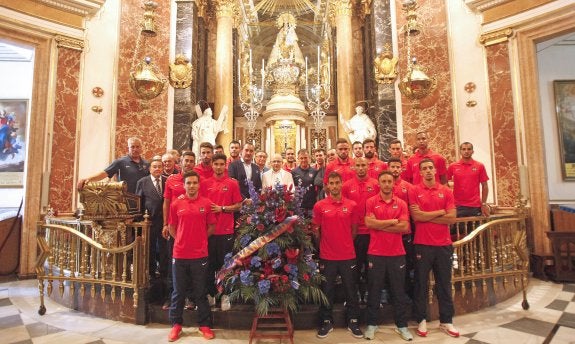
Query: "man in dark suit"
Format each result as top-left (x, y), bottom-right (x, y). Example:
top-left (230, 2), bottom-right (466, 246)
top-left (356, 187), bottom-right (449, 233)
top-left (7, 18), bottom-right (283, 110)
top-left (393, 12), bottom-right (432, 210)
top-left (228, 142), bottom-right (262, 200)
top-left (136, 158), bottom-right (167, 281)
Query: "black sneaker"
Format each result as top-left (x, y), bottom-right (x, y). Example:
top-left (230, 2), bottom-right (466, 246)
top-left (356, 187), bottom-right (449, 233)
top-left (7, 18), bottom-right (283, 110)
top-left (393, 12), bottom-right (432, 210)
top-left (348, 319), bottom-right (363, 338)
top-left (317, 320), bottom-right (333, 338)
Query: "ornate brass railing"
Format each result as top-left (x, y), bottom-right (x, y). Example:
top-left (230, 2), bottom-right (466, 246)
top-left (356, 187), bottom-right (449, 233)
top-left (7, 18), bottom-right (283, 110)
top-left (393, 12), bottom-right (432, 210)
top-left (35, 218), bottom-right (150, 315)
top-left (447, 214), bottom-right (530, 309)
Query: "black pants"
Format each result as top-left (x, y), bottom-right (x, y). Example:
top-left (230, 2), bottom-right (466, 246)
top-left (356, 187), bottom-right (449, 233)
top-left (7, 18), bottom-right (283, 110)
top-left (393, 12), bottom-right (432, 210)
top-left (165, 238), bottom-right (174, 301)
top-left (318, 259), bottom-right (360, 324)
top-left (149, 221), bottom-right (169, 279)
top-left (207, 234), bottom-right (234, 297)
top-left (366, 255), bottom-right (410, 327)
top-left (170, 257), bottom-right (212, 327)
top-left (413, 244), bottom-right (454, 324)
top-left (354, 234), bottom-right (370, 296)
top-left (403, 232), bottom-right (415, 298)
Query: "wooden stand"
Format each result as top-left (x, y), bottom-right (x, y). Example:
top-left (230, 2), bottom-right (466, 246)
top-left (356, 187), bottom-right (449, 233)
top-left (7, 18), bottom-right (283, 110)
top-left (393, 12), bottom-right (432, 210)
top-left (249, 308), bottom-right (294, 344)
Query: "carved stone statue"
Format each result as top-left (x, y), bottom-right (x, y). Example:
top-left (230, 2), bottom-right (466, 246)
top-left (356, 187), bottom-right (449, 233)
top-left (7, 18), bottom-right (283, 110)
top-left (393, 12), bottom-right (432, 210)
top-left (191, 104), bottom-right (228, 160)
top-left (339, 105), bottom-right (377, 144)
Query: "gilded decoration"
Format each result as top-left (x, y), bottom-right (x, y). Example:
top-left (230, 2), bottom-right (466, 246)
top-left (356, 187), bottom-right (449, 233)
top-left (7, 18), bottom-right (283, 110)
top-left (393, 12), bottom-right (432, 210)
top-left (332, 0), bottom-right (353, 17)
top-left (479, 28), bottom-right (514, 46)
top-left (214, 0), bottom-right (236, 18)
top-left (374, 44), bottom-right (398, 84)
top-left (169, 54), bottom-right (194, 89)
top-left (54, 35), bottom-right (84, 51)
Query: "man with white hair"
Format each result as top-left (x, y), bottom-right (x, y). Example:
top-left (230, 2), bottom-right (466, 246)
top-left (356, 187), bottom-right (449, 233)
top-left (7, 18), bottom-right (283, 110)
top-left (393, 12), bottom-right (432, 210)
top-left (77, 137), bottom-right (149, 194)
top-left (262, 153), bottom-right (294, 190)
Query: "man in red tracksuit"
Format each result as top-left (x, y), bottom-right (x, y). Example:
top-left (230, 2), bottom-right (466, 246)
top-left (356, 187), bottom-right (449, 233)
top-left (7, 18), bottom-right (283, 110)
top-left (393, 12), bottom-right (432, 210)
top-left (168, 171), bottom-right (216, 341)
top-left (408, 159), bottom-right (459, 338)
top-left (313, 172), bottom-right (363, 339)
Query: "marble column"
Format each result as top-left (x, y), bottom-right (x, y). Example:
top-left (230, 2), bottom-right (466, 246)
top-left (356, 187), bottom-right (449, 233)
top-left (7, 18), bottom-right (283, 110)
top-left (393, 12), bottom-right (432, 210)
top-left (366, 0), bottom-right (397, 160)
top-left (485, 41), bottom-right (519, 207)
top-left (172, 0), bottom-right (207, 151)
top-left (334, 0), bottom-right (355, 140)
top-left (214, 0), bottom-right (235, 148)
top-left (49, 37), bottom-right (83, 212)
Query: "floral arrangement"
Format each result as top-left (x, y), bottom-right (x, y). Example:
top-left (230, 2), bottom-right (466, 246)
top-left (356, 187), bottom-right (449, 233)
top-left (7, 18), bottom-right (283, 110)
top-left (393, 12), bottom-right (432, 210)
top-left (218, 180), bottom-right (327, 316)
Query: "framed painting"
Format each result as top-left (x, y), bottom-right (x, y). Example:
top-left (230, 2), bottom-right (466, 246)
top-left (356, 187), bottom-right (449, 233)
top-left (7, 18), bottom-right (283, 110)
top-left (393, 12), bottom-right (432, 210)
top-left (0, 99), bottom-right (28, 187)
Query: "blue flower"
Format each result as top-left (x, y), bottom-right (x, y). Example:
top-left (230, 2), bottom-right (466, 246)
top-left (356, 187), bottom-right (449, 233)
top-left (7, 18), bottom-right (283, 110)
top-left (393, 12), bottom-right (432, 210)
top-left (240, 269), bottom-right (253, 286)
top-left (240, 235), bottom-right (252, 248)
top-left (258, 279), bottom-right (271, 295)
top-left (272, 257), bottom-right (282, 269)
top-left (224, 252), bottom-right (234, 267)
top-left (307, 260), bottom-right (318, 275)
top-left (290, 279), bottom-right (300, 290)
top-left (251, 256), bottom-right (262, 268)
top-left (266, 242), bottom-right (280, 256)
top-left (286, 264), bottom-right (298, 277)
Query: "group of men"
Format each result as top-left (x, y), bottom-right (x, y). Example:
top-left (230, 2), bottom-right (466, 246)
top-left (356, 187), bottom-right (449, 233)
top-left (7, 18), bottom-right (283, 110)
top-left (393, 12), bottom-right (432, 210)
top-left (77, 131), bottom-right (489, 341)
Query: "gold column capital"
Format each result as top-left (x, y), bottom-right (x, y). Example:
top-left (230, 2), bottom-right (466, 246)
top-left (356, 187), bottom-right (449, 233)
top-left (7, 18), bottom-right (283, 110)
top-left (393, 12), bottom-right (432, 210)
top-left (479, 27), bottom-right (514, 46)
top-left (54, 35), bottom-right (84, 51)
top-left (196, 0), bottom-right (208, 18)
top-left (332, 0), bottom-right (353, 17)
top-left (213, 0), bottom-right (236, 18)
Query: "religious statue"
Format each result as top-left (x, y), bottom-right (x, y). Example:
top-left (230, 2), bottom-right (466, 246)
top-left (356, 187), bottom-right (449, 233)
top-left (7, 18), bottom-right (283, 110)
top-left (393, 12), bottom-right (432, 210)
top-left (339, 105), bottom-right (377, 144)
top-left (191, 103), bottom-right (228, 160)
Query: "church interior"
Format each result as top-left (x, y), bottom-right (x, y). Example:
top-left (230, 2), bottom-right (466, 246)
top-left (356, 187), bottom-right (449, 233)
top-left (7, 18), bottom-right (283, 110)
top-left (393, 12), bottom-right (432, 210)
top-left (1, 0), bottom-right (575, 342)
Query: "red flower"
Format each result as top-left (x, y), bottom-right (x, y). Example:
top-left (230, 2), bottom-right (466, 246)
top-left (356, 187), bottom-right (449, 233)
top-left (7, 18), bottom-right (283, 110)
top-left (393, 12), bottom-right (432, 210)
top-left (275, 207), bottom-right (287, 223)
top-left (257, 205), bottom-right (265, 213)
top-left (256, 223), bottom-right (265, 231)
top-left (303, 273), bottom-right (310, 281)
top-left (285, 248), bottom-right (299, 263)
top-left (281, 275), bottom-right (289, 282)
top-left (263, 263), bottom-right (273, 276)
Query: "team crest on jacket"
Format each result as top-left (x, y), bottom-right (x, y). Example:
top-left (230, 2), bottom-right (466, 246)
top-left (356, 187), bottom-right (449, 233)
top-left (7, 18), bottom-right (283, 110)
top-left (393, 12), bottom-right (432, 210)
top-left (367, 186), bottom-right (373, 192)
top-left (199, 207), bottom-right (205, 213)
top-left (438, 193), bottom-right (444, 198)
top-left (222, 185), bottom-right (228, 192)
top-left (392, 203), bottom-right (398, 209)
top-left (342, 207), bottom-right (348, 213)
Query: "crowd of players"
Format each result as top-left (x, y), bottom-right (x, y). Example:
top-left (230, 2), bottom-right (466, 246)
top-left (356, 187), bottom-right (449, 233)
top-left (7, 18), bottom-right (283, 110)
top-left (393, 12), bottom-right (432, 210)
top-left (77, 131), bottom-right (489, 341)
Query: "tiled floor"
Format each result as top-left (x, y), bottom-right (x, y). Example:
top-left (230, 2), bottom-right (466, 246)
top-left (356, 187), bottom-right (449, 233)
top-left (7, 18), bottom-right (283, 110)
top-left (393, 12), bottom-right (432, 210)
top-left (0, 278), bottom-right (574, 343)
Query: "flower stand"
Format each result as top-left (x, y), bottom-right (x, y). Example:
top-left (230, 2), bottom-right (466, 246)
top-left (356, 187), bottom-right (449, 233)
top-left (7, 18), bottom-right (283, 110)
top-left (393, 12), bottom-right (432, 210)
top-left (249, 308), bottom-right (294, 344)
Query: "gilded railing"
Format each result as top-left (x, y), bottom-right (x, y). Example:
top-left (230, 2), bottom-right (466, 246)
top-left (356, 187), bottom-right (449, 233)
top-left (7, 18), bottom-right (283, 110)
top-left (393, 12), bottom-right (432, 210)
top-left (448, 213), bottom-right (529, 309)
top-left (35, 218), bottom-right (150, 315)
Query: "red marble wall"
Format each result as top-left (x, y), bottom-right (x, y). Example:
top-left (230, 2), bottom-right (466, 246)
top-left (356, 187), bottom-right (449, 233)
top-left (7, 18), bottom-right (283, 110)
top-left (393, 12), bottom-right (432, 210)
top-left (486, 43), bottom-right (519, 206)
top-left (115, 0), bottom-right (170, 159)
top-left (49, 47), bottom-right (81, 212)
top-left (395, 0), bottom-right (456, 162)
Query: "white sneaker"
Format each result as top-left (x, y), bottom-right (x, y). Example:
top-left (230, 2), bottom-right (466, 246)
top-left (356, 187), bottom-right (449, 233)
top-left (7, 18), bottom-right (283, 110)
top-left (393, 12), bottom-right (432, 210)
top-left (364, 325), bottom-right (378, 340)
top-left (221, 294), bottom-right (231, 311)
top-left (439, 323), bottom-right (460, 337)
top-left (395, 327), bottom-right (413, 341)
top-left (416, 320), bottom-right (428, 337)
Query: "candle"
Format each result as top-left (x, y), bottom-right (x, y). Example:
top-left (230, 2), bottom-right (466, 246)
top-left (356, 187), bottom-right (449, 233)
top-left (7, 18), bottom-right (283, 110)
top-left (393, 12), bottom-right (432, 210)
top-left (249, 49), bottom-right (253, 77)
top-left (327, 56), bottom-right (330, 84)
top-left (315, 139), bottom-right (318, 148)
top-left (305, 56), bottom-right (308, 88)
top-left (317, 46), bottom-right (320, 85)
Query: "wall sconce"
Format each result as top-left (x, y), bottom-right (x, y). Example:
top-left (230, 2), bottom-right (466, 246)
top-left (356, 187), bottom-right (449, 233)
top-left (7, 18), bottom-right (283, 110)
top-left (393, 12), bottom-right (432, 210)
top-left (169, 54), bottom-right (193, 89)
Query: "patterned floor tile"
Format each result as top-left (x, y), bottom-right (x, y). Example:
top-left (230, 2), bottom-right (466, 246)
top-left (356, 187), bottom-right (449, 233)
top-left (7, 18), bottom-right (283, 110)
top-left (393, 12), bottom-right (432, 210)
top-left (0, 314), bottom-right (23, 330)
top-left (549, 325), bottom-right (575, 343)
top-left (557, 312), bottom-right (575, 329)
top-left (547, 300), bottom-right (569, 311)
top-left (499, 317), bottom-right (555, 337)
top-left (25, 322), bottom-right (63, 338)
top-left (0, 298), bottom-right (12, 307)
